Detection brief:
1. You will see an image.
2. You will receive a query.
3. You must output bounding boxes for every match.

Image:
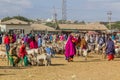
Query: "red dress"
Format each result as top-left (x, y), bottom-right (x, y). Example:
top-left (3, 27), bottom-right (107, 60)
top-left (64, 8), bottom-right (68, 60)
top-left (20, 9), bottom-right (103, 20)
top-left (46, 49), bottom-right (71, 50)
top-left (18, 44), bottom-right (27, 58)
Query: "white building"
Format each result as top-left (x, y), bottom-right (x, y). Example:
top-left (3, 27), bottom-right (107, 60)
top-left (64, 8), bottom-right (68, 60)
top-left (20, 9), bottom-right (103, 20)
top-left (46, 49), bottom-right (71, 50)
top-left (0, 19), bottom-right (31, 34)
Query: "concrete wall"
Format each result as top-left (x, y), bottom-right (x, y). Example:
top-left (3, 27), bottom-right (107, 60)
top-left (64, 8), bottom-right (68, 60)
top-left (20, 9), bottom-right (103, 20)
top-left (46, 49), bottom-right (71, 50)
top-left (6, 24), bottom-right (31, 34)
top-left (0, 25), bottom-right (6, 32)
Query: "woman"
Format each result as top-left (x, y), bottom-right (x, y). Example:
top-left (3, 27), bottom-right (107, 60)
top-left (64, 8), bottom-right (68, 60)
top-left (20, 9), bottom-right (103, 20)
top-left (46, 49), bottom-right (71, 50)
top-left (80, 36), bottom-right (87, 56)
top-left (65, 35), bottom-right (76, 62)
top-left (106, 37), bottom-right (115, 61)
top-left (24, 34), bottom-right (28, 46)
top-left (13, 33), bottom-right (16, 43)
top-left (80, 37), bottom-right (87, 50)
top-left (18, 41), bottom-right (28, 66)
top-left (29, 36), bottom-right (38, 49)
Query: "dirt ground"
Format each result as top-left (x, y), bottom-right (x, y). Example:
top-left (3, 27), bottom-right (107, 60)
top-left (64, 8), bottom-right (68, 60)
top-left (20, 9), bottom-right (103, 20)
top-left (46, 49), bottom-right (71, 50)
top-left (0, 54), bottom-right (120, 80)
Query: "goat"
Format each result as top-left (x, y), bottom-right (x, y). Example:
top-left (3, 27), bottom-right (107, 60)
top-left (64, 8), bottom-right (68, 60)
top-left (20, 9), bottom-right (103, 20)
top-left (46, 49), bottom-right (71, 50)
top-left (82, 49), bottom-right (89, 60)
top-left (36, 53), bottom-right (51, 66)
top-left (27, 54), bottom-right (37, 66)
top-left (115, 46), bottom-right (120, 58)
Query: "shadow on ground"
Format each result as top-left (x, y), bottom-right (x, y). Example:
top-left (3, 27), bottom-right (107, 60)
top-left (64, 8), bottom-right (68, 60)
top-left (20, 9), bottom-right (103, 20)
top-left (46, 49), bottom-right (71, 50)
top-left (54, 56), bottom-right (64, 58)
top-left (0, 74), bottom-right (15, 76)
top-left (51, 64), bottom-right (66, 66)
top-left (0, 66), bottom-right (31, 69)
top-left (74, 59), bottom-right (106, 63)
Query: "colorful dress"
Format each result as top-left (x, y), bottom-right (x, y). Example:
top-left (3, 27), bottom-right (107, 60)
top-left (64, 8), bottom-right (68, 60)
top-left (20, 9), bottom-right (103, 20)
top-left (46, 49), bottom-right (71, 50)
top-left (18, 44), bottom-right (28, 66)
top-left (18, 44), bottom-right (27, 58)
top-left (65, 35), bottom-right (76, 62)
top-left (80, 38), bottom-right (87, 49)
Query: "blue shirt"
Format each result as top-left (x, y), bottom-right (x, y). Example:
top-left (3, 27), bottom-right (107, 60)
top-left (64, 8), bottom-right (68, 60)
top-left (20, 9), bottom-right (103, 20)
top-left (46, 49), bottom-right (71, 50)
top-left (45, 47), bottom-right (51, 54)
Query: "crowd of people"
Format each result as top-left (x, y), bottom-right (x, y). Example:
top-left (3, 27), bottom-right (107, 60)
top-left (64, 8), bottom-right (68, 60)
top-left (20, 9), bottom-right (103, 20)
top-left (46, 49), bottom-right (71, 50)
top-left (2, 32), bottom-right (68, 66)
top-left (0, 31), bottom-right (120, 67)
top-left (65, 32), bottom-right (119, 62)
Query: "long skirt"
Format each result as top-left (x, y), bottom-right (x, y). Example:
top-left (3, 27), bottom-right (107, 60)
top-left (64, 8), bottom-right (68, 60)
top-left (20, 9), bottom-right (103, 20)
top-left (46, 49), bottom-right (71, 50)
top-left (107, 54), bottom-right (114, 61)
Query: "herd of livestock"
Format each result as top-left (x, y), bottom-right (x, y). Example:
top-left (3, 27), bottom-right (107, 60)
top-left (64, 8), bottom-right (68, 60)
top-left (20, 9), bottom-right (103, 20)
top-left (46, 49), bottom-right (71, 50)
top-left (0, 32), bottom-right (120, 67)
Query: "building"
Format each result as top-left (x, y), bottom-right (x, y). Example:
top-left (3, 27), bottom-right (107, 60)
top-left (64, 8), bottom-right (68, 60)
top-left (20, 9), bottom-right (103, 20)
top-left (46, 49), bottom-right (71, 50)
top-left (31, 23), bottom-right (58, 33)
top-left (31, 22), bottom-right (108, 33)
top-left (59, 23), bottom-right (108, 32)
top-left (0, 19), bottom-right (31, 34)
top-left (0, 18), bottom-right (107, 34)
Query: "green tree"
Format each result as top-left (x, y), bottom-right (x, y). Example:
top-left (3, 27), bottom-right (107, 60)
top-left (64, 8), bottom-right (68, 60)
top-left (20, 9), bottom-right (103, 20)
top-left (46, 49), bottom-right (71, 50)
top-left (106, 21), bottom-right (120, 30)
top-left (1, 16), bottom-right (32, 22)
top-left (111, 24), bottom-right (120, 29)
top-left (13, 16), bottom-right (30, 22)
top-left (1, 16), bottom-right (12, 22)
top-left (58, 20), bottom-right (66, 24)
top-left (74, 20), bottom-right (79, 24)
top-left (58, 20), bottom-right (63, 24)
top-left (45, 22), bottom-right (56, 28)
top-left (79, 20), bottom-right (85, 24)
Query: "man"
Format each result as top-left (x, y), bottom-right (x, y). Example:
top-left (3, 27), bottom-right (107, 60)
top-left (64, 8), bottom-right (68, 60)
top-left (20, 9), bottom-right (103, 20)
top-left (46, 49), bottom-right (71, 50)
top-left (97, 35), bottom-right (104, 54)
top-left (4, 34), bottom-right (10, 56)
top-left (9, 45), bottom-right (20, 67)
top-left (38, 36), bottom-right (42, 48)
top-left (0, 34), bottom-right (2, 44)
top-left (106, 37), bottom-right (115, 61)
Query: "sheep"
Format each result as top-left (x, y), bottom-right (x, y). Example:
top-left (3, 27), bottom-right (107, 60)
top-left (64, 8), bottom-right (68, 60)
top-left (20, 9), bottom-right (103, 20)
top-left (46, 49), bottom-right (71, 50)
top-left (95, 43), bottom-right (106, 54)
top-left (36, 53), bottom-right (51, 66)
top-left (82, 49), bottom-right (89, 60)
top-left (0, 44), bottom-right (6, 51)
top-left (26, 49), bottom-right (35, 55)
top-left (0, 51), bottom-right (7, 60)
top-left (26, 48), bottom-right (48, 66)
top-left (53, 46), bottom-right (64, 54)
top-left (94, 44), bottom-right (99, 54)
top-left (27, 54), bottom-right (37, 66)
top-left (101, 46), bottom-right (107, 59)
top-left (115, 47), bottom-right (120, 58)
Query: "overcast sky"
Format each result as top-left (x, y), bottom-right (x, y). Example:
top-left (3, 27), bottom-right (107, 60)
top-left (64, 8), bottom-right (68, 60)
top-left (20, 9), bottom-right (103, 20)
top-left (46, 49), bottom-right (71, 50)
top-left (0, 0), bottom-right (120, 22)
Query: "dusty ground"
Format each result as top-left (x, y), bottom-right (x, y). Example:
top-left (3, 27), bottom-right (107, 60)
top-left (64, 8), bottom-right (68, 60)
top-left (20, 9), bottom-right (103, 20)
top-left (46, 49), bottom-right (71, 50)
top-left (0, 54), bottom-right (120, 80)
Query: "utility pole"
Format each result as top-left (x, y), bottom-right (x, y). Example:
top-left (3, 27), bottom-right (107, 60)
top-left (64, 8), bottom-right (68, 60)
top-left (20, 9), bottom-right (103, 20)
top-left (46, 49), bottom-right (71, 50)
top-left (107, 11), bottom-right (112, 30)
top-left (62, 0), bottom-right (67, 22)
